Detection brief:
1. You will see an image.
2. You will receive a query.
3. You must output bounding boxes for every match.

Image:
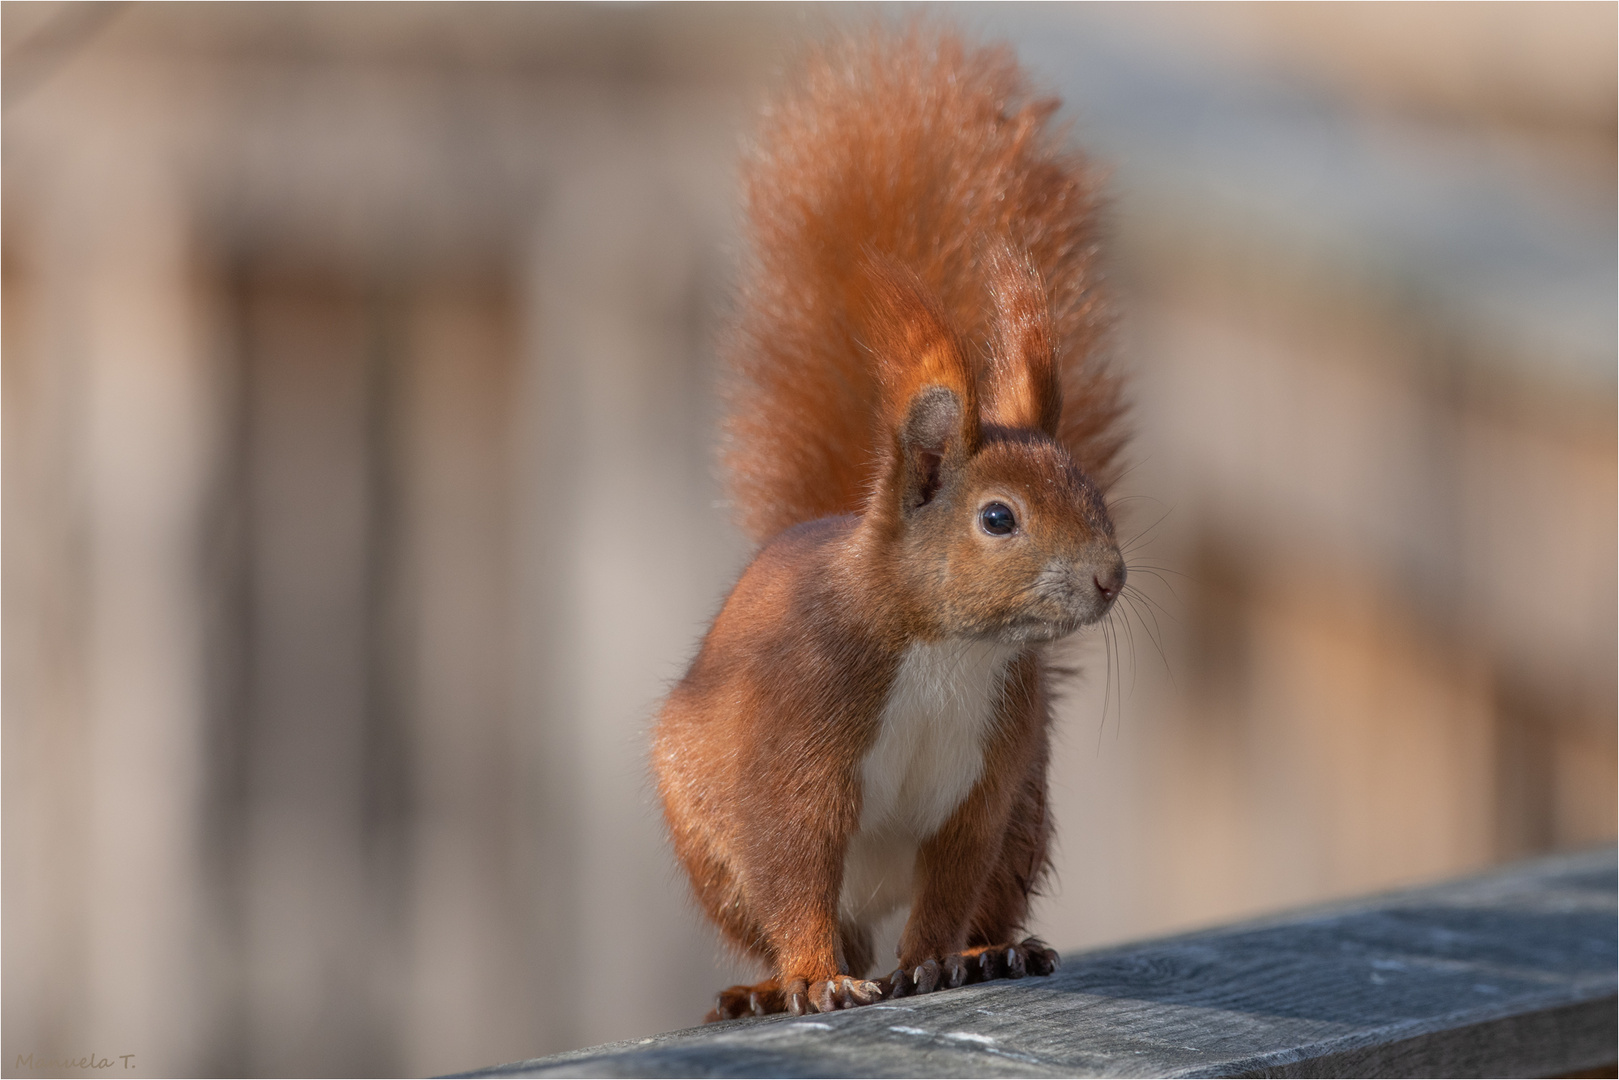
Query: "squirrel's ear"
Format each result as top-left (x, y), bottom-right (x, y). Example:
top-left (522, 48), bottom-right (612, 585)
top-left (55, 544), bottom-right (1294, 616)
top-left (983, 244), bottom-right (1062, 437)
top-left (864, 258), bottom-right (980, 513)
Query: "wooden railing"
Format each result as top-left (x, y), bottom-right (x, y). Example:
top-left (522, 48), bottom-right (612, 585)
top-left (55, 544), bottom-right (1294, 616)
top-left (458, 848), bottom-right (1616, 1078)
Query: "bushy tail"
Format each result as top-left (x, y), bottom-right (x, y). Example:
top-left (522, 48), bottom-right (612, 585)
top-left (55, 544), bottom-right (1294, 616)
top-left (721, 22), bottom-right (1127, 543)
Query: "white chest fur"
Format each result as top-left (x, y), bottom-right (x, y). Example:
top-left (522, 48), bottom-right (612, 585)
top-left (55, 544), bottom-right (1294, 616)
top-left (839, 638), bottom-right (1020, 925)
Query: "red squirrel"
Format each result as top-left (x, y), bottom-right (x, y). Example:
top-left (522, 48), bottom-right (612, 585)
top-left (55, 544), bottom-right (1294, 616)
top-left (652, 23), bottom-right (1129, 1021)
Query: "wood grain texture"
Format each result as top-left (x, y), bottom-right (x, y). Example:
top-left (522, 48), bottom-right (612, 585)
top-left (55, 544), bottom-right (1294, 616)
top-left (457, 848), bottom-right (1616, 1078)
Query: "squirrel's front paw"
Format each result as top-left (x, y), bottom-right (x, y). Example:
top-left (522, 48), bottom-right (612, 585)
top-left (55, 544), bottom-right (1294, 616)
top-left (886, 937), bottom-right (1060, 998)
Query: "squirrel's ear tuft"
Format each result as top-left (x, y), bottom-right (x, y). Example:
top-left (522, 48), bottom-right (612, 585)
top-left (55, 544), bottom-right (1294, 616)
top-left (863, 256), bottom-right (979, 514)
top-left (864, 255), bottom-right (980, 452)
top-left (984, 244), bottom-right (1062, 437)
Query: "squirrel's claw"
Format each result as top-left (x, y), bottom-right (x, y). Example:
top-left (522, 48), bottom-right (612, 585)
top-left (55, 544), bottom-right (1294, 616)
top-left (784, 978), bottom-right (810, 1016)
top-left (883, 966), bottom-right (914, 998)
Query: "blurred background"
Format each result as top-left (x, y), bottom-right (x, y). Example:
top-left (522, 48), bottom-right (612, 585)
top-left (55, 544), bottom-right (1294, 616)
top-left (3, 2), bottom-right (1613, 1075)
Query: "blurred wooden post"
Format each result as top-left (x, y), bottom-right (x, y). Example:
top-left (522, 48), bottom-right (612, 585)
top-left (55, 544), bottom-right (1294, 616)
top-left (522, 157), bottom-right (747, 1052)
top-left (459, 847), bottom-right (1618, 1079)
top-left (11, 132), bottom-right (217, 1067)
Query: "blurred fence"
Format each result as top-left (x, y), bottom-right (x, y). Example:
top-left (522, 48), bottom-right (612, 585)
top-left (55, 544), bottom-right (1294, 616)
top-left (3, 4), bottom-right (1613, 1076)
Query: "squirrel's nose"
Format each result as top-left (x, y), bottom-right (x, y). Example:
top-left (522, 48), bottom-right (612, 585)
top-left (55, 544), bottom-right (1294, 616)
top-left (1093, 557), bottom-right (1126, 602)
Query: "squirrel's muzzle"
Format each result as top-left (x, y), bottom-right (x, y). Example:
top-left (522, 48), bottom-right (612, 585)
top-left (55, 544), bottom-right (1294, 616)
top-left (1066, 545), bottom-right (1126, 627)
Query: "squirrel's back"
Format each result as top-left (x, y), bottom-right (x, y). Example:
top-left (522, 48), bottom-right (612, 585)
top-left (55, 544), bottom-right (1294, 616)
top-left (722, 23), bottom-right (1127, 543)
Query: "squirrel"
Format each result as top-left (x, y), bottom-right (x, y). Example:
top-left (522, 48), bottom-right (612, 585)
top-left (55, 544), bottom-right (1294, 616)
top-left (652, 23), bottom-right (1129, 1021)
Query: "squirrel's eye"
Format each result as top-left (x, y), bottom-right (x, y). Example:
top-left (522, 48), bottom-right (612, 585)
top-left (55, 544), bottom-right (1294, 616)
top-left (979, 502), bottom-right (1017, 536)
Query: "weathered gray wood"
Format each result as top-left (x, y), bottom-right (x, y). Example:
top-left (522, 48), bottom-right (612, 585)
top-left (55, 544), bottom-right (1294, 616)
top-left (458, 848), bottom-right (1616, 1078)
